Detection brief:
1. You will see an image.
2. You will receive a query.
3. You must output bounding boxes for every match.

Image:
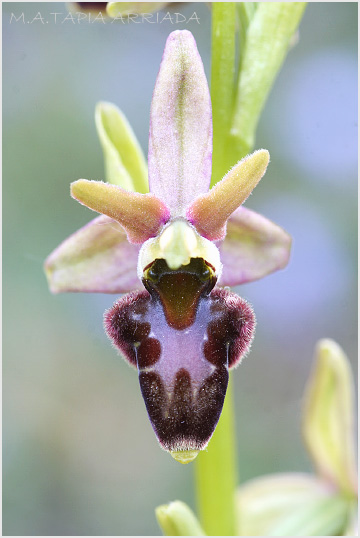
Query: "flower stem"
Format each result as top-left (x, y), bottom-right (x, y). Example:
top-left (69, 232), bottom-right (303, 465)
top-left (210, 2), bottom-right (236, 187)
top-left (194, 6), bottom-right (239, 535)
top-left (194, 375), bottom-right (238, 536)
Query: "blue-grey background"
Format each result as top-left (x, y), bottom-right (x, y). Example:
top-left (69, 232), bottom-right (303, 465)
top-left (3, 2), bottom-right (358, 535)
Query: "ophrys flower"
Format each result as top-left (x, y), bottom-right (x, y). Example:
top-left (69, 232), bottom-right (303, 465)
top-left (45, 30), bottom-right (291, 463)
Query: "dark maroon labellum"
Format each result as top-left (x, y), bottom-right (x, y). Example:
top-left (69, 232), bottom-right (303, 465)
top-left (104, 257), bottom-right (255, 452)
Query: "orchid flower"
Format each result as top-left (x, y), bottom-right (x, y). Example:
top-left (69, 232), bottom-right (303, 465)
top-left (45, 30), bottom-right (291, 463)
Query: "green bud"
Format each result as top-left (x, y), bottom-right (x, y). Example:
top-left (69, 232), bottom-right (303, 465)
top-left (155, 500), bottom-right (206, 536)
top-left (302, 339), bottom-right (357, 496)
top-left (95, 101), bottom-right (148, 192)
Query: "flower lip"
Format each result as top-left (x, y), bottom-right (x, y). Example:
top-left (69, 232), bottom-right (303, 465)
top-left (104, 285), bottom-right (256, 453)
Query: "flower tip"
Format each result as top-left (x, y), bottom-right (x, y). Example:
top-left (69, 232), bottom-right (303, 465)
top-left (254, 148), bottom-right (270, 165)
top-left (278, 230), bottom-right (292, 269)
top-left (316, 338), bottom-right (344, 360)
top-left (95, 100), bottom-right (126, 124)
top-left (95, 100), bottom-right (112, 116)
top-left (240, 147), bottom-right (270, 175)
top-left (70, 178), bottom-right (89, 201)
top-left (251, 150), bottom-right (270, 182)
top-left (167, 28), bottom-right (194, 42)
top-left (43, 258), bottom-right (59, 294)
top-left (170, 450), bottom-right (199, 464)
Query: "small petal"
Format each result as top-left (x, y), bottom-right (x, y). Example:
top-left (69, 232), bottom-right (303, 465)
top-left (236, 472), bottom-right (342, 537)
top-left (107, 2), bottom-right (168, 17)
top-left (44, 216), bottom-right (141, 294)
top-left (217, 206), bottom-right (291, 286)
top-left (187, 149), bottom-right (269, 241)
top-left (95, 101), bottom-right (148, 192)
top-left (155, 500), bottom-right (206, 536)
top-left (148, 30), bottom-right (212, 214)
top-left (71, 179), bottom-right (170, 244)
top-left (302, 339), bottom-right (357, 495)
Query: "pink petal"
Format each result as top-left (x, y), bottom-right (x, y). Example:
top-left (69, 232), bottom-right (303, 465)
top-left (71, 179), bottom-right (170, 244)
top-left (44, 216), bottom-right (142, 294)
top-left (217, 207), bottom-right (291, 286)
top-left (148, 30), bottom-right (212, 215)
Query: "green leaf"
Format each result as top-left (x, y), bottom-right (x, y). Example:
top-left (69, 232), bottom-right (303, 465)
top-left (237, 2), bottom-right (257, 61)
top-left (155, 500), bottom-right (206, 536)
top-left (95, 101), bottom-right (148, 192)
top-left (268, 495), bottom-right (349, 537)
top-left (229, 2), bottom-right (307, 159)
top-left (302, 339), bottom-right (357, 496)
top-left (237, 472), bottom-right (337, 536)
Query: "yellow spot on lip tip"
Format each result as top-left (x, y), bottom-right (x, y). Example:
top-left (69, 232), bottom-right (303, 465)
top-left (170, 450), bottom-right (200, 464)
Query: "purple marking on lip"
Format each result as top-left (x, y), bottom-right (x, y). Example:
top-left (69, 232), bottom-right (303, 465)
top-left (104, 262), bottom-right (255, 451)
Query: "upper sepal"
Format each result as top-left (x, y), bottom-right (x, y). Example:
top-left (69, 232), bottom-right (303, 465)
top-left (148, 30), bottom-right (212, 214)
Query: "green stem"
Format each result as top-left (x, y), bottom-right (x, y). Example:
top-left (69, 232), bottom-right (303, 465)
top-left (193, 3), bottom-right (307, 537)
top-left (193, 6), bottom-right (239, 535)
top-left (210, 2), bottom-right (236, 187)
top-left (195, 375), bottom-right (238, 536)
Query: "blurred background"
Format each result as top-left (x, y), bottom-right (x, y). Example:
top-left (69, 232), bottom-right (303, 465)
top-left (3, 2), bottom-right (357, 535)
